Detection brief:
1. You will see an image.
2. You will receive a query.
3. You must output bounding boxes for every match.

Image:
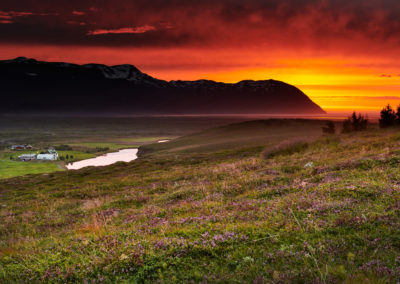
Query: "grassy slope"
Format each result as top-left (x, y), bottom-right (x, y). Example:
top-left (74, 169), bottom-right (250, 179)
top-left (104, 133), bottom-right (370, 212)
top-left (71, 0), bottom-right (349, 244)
top-left (0, 121), bottom-right (400, 282)
top-left (140, 119), bottom-right (328, 156)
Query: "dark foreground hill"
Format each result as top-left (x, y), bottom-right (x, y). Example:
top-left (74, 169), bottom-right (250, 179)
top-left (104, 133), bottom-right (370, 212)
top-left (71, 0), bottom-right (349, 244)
top-left (0, 57), bottom-right (325, 115)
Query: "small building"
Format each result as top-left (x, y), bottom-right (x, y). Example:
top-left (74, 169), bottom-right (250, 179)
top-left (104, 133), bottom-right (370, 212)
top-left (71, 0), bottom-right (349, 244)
top-left (18, 154), bottom-right (37, 161)
top-left (37, 149), bottom-right (58, 161)
top-left (11, 145), bottom-right (25, 150)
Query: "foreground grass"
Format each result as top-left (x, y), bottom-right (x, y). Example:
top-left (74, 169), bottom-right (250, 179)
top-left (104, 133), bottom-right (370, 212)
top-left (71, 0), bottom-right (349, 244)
top-left (1, 123), bottom-right (400, 282)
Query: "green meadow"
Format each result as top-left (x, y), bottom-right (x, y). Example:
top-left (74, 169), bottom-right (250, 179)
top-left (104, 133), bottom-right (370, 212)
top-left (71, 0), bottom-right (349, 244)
top-left (0, 116), bottom-right (242, 179)
top-left (0, 118), bottom-right (400, 283)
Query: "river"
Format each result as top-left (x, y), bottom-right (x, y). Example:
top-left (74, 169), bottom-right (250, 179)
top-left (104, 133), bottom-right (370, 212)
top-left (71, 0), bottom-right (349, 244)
top-left (66, 148), bottom-right (138, 170)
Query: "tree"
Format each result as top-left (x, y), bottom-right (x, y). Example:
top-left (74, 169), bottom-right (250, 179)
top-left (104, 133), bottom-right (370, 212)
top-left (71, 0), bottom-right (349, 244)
top-left (359, 113), bottom-right (368, 131)
top-left (342, 118), bottom-right (352, 133)
top-left (396, 105), bottom-right (400, 125)
top-left (342, 112), bottom-right (368, 133)
top-left (66, 154), bottom-right (69, 159)
top-left (70, 155), bottom-right (74, 159)
top-left (322, 121), bottom-right (335, 134)
top-left (379, 104), bottom-right (396, 128)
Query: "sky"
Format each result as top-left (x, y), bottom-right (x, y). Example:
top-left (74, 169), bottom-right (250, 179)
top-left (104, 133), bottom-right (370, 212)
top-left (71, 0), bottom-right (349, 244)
top-left (1, 0), bottom-right (400, 113)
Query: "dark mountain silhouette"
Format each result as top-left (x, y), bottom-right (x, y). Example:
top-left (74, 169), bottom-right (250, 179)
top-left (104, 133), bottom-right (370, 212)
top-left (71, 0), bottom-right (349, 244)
top-left (0, 57), bottom-right (325, 115)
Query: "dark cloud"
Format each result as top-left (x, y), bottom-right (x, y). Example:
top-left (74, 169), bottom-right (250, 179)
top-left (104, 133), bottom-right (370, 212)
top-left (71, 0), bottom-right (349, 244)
top-left (0, 0), bottom-right (400, 50)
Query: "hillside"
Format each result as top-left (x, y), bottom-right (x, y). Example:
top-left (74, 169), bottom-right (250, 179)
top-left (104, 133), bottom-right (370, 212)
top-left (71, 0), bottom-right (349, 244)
top-left (140, 119), bottom-right (330, 156)
top-left (1, 120), bottom-right (400, 282)
top-left (0, 57), bottom-right (325, 115)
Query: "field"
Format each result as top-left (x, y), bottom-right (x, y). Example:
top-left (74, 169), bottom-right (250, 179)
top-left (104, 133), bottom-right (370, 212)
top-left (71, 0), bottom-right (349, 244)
top-left (0, 116), bottom-right (245, 179)
top-left (1, 118), bottom-right (400, 283)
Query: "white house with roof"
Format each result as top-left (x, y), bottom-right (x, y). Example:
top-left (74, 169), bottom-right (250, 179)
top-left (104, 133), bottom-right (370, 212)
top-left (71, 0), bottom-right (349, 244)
top-left (37, 149), bottom-right (58, 161)
top-left (18, 154), bottom-right (37, 161)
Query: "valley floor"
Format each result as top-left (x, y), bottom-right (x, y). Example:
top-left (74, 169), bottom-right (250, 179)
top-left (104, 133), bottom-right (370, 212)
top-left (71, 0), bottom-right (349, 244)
top-left (0, 121), bottom-right (400, 283)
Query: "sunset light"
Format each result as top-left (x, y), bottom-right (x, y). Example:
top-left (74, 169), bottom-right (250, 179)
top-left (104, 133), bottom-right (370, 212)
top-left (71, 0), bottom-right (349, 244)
top-left (1, 0), bottom-right (400, 114)
top-left (2, 2), bottom-right (400, 282)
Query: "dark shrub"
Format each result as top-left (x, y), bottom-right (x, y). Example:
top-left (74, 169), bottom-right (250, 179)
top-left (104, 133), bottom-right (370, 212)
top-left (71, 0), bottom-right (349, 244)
top-left (342, 112), bottom-right (368, 133)
top-left (55, 144), bottom-right (73, 151)
top-left (85, 147), bottom-right (110, 153)
top-left (379, 104), bottom-right (396, 128)
top-left (322, 121), bottom-right (335, 134)
top-left (396, 105), bottom-right (400, 125)
top-left (342, 119), bottom-right (352, 133)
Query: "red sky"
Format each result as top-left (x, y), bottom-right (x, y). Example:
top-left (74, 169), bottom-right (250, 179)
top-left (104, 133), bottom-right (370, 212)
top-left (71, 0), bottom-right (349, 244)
top-left (1, 0), bottom-right (400, 113)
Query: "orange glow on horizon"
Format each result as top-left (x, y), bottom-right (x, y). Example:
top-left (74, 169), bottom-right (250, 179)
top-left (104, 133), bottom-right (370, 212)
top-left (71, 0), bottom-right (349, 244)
top-left (1, 45), bottom-right (399, 114)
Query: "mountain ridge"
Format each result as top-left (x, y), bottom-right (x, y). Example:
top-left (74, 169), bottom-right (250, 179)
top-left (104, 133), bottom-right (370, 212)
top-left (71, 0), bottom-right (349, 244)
top-left (0, 57), bottom-right (326, 115)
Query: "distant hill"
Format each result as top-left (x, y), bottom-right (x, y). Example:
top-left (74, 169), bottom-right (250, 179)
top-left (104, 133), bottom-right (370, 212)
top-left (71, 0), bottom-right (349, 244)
top-left (0, 57), bottom-right (325, 115)
top-left (139, 119), bottom-right (328, 156)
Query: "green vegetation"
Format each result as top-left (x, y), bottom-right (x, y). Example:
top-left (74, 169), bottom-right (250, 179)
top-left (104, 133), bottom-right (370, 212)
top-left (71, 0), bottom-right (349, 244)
top-left (0, 159), bottom-right (62, 179)
top-left (1, 119), bottom-right (399, 282)
top-left (140, 119), bottom-right (327, 156)
top-left (0, 116), bottom-right (236, 179)
top-left (0, 150), bottom-right (61, 179)
top-left (69, 142), bottom-right (132, 151)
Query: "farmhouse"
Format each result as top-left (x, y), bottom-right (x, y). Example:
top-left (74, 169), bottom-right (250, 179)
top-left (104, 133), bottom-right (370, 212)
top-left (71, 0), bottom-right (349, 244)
top-left (37, 149), bottom-right (58, 161)
top-left (18, 154), bottom-right (37, 161)
top-left (11, 145), bottom-right (25, 150)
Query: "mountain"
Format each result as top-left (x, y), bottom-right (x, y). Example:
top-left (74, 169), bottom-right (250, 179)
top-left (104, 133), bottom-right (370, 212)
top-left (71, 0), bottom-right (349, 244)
top-left (0, 57), bottom-right (325, 115)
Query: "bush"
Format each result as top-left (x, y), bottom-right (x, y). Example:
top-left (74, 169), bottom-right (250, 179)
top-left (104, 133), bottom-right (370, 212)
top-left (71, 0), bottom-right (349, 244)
top-left (85, 147), bottom-right (110, 153)
top-left (379, 105), bottom-right (396, 128)
top-left (342, 119), bottom-right (352, 133)
top-left (396, 105), bottom-right (400, 124)
top-left (342, 112), bottom-right (368, 133)
top-left (55, 144), bottom-right (73, 151)
top-left (322, 121), bottom-right (335, 134)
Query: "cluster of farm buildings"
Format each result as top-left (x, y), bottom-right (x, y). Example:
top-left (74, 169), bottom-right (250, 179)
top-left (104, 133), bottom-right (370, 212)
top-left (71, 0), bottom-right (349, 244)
top-left (11, 145), bottom-right (59, 161)
top-left (11, 145), bottom-right (33, 150)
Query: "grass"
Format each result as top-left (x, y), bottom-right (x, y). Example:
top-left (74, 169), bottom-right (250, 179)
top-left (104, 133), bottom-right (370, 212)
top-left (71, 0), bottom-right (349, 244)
top-left (140, 119), bottom-right (329, 156)
top-left (68, 142), bottom-right (138, 150)
top-left (0, 119), bottom-right (399, 282)
top-left (0, 139), bottom-right (172, 180)
top-left (0, 160), bottom-right (62, 179)
top-left (0, 116), bottom-right (230, 179)
top-left (0, 150), bottom-right (62, 179)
